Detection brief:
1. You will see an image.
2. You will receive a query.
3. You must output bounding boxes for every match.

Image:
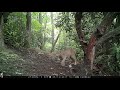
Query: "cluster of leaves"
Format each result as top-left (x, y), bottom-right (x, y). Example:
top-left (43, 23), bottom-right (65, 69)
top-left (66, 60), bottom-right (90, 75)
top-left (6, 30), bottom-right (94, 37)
top-left (55, 12), bottom-right (81, 61)
top-left (95, 41), bottom-right (120, 76)
top-left (55, 12), bottom-right (74, 32)
top-left (56, 12), bottom-right (120, 75)
top-left (55, 12), bottom-right (104, 61)
top-left (3, 12), bottom-right (27, 48)
top-left (82, 12), bottom-right (104, 41)
top-left (31, 31), bottom-right (43, 48)
top-left (110, 43), bottom-right (120, 75)
top-left (31, 12), bottom-right (49, 49)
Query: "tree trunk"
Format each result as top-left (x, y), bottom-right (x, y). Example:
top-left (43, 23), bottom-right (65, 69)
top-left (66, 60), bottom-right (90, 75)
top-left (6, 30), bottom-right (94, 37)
top-left (75, 12), bottom-right (87, 52)
top-left (75, 12), bottom-right (87, 61)
top-left (115, 14), bottom-right (120, 28)
top-left (38, 12), bottom-right (44, 49)
top-left (103, 12), bottom-right (108, 16)
top-left (26, 12), bottom-right (31, 48)
top-left (86, 12), bottom-right (118, 74)
top-left (43, 13), bottom-right (47, 50)
top-left (51, 12), bottom-right (54, 52)
top-left (39, 13), bottom-right (42, 25)
top-left (51, 29), bottom-right (62, 52)
top-left (0, 15), bottom-right (4, 47)
top-left (75, 12), bottom-right (90, 75)
top-left (64, 31), bottom-right (67, 49)
top-left (75, 12), bottom-right (118, 76)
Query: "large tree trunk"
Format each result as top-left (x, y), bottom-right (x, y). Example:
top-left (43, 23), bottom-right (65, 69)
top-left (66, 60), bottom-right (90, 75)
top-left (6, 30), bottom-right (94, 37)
top-left (75, 12), bottom-right (118, 76)
top-left (75, 12), bottom-right (90, 75)
top-left (75, 12), bottom-right (87, 51)
top-left (75, 12), bottom-right (87, 61)
top-left (26, 12), bottom-right (31, 48)
top-left (86, 12), bottom-right (118, 71)
top-left (0, 15), bottom-right (4, 47)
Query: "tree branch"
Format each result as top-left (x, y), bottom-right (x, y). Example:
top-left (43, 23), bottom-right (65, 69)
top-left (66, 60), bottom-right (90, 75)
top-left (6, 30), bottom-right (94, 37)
top-left (51, 29), bottom-right (62, 52)
top-left (96, 26), bottom-right (120, 47)
top-left (95, 12), bottom-right (119, 37)
top-left (85, 12), bottom-right (118, 71)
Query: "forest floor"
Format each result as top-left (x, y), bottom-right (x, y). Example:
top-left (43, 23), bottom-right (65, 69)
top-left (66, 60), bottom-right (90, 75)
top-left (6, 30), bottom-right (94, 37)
top-left (3, 47), bottom-right (87, 77)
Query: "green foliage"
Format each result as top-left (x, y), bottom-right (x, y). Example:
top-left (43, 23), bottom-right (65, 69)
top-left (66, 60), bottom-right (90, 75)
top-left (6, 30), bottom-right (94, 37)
top-left (31, 12), bottom-right (48, 49)
top-left (32, 19), bottom-right (41, 31)
top-left (82, 12), bottom-right (104, 41)
top-left (0, 48), bottom-right (24, 76)
top-left (112, 43), bottom-right (120, 61)
top-left (30, 30), bottom-right (43, 48)
top-left (3, 12), bottom-right (120, 76)
top-left (3, 12), bottom-right (27, 48)
top-left (95, 42), bottom-right (120, 75)
top-left (31, 12), bottom-right (38, 20)
top-left (55, 12), bottom-right (74, 32)
top-left (110, 43), bottom-right (120, 75)
top-left (75, 45), bottom-right (84, 61)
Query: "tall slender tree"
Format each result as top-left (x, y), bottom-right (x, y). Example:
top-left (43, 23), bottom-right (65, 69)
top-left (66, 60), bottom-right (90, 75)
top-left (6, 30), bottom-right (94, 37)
top-left (0, 14), bottom-right (4, 47)
top-left (26, 12), bottom-right (31, 48)
top-left (38, 12), bottom-right (44, 49)
top-left (51, 12), bottom-right (55, 52)
top-left (43, 13), bottom-right (47, 50)
top-left (51, 29), bottom-right (62, 52)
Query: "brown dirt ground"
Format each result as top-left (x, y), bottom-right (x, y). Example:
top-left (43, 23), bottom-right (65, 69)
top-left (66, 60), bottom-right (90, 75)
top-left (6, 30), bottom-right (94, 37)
top-left (10, 47), bottom-right (88, 77)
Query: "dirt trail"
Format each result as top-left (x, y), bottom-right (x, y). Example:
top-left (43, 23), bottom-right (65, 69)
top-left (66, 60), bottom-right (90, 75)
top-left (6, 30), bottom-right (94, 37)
top-left (11, 48), bottom-right (86, 77)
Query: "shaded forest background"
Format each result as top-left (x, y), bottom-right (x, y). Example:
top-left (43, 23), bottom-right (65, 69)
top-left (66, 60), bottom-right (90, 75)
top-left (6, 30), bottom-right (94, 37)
top-left (0, 12), bottom-right (120, 76)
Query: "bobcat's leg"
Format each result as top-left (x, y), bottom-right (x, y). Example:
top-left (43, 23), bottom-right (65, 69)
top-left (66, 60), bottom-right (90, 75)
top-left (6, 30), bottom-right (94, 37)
top-left (61, 56), bottom-right (66, 66)
top-left (71, 55), bottom-right (77, 65)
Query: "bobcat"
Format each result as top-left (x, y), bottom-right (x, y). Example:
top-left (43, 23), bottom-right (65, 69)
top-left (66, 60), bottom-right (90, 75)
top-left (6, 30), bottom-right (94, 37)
top-left (49, 48), bottom-right (77, 66)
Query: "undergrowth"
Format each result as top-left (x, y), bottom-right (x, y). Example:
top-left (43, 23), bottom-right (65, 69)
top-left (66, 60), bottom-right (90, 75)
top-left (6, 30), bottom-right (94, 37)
top-left (0, 47), bottom-right (25, 76)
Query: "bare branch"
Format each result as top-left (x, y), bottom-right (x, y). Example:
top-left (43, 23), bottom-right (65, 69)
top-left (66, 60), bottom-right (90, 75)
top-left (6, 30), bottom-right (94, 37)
top-left (96, 26), bottom-right (120, 47)
top-left (96, 12), bottom-right (119, 36)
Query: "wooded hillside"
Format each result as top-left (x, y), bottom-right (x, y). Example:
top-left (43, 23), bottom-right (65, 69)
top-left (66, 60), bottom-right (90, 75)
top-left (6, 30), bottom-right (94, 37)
top-left (0, 12), bottom-right (120, 77)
